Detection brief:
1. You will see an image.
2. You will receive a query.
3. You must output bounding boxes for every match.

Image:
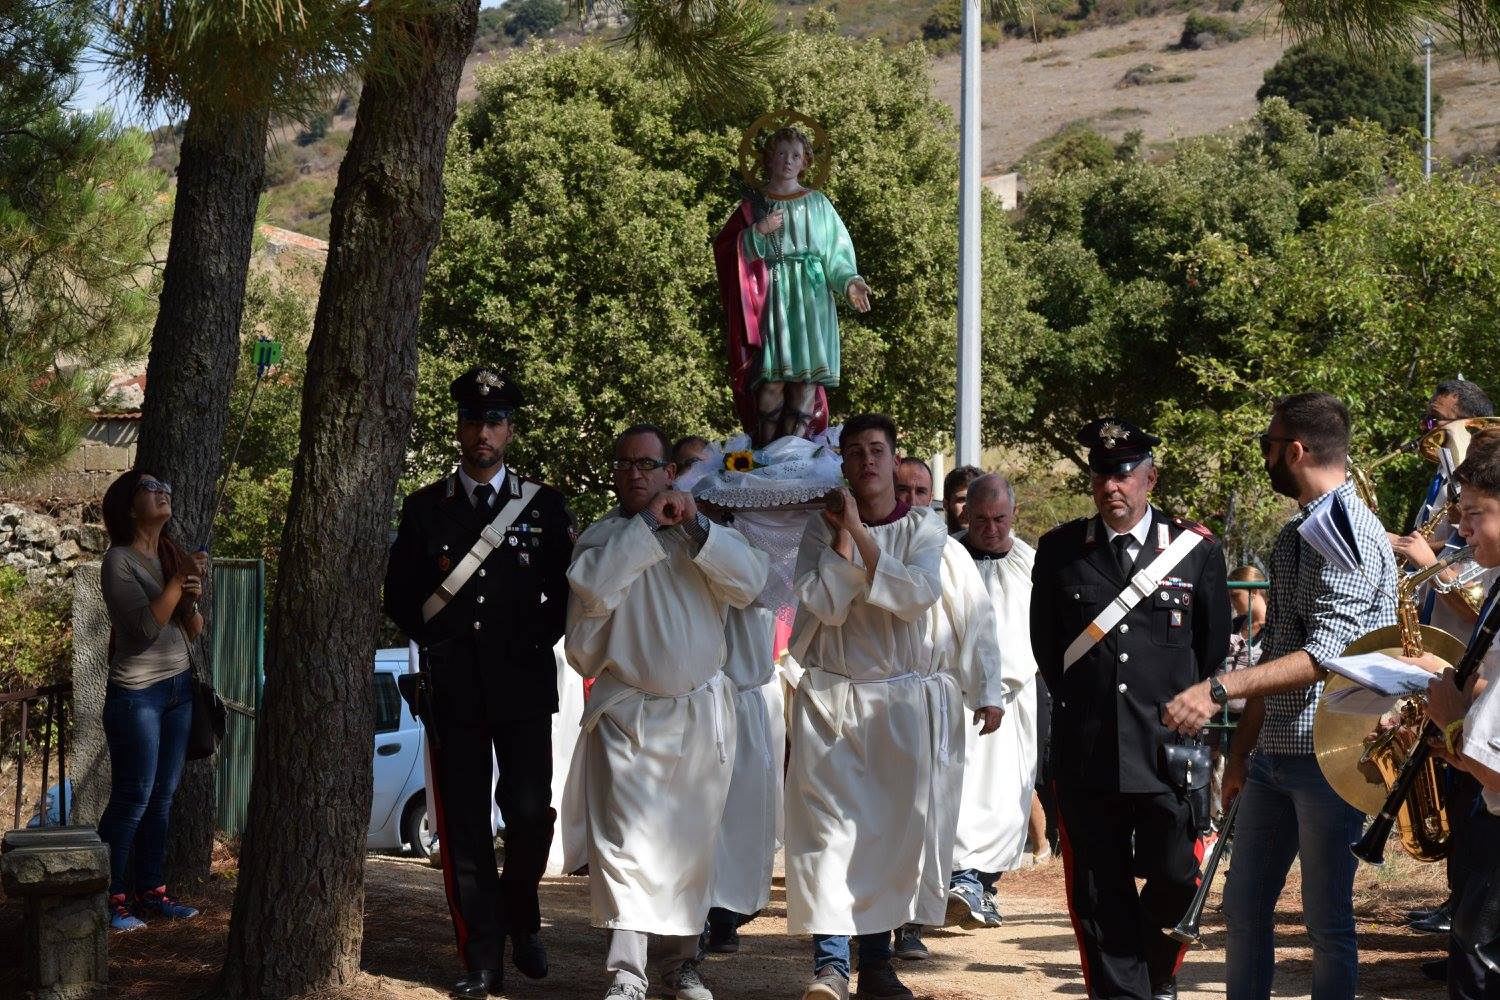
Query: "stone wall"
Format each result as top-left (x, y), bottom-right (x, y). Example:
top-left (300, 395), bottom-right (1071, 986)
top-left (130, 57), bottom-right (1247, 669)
top-left (0, 505), bottom-right (109, 585)
top-left (18, 417), bottom-right (139, 500)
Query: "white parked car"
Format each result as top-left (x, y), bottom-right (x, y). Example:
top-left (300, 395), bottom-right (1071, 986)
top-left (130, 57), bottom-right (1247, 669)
top-left (367, 648), bottom-right (437, 859)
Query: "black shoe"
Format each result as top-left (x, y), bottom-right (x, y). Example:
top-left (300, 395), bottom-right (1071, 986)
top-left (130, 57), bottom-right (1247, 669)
top-left (705, 921), bottom-right (740, 954)
top-left (1407, 905), bottom-right (1441, 922)
top-left (511, 931), bottom-right (549, 979)
top-left (1409, 905), bottom-right (1453, 934)
top-left (1151, 979), bottom-right (1178, 1000)
top-left (451, 968), bottom-right (503, 999)
top-left (1421, 957), bottom-right (1449, 982)
top-left (892, 924), bottom-right (929, 961)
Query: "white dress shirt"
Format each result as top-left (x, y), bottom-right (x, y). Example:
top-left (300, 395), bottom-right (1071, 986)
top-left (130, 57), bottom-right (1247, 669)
top-left (1104, 505), bottom-right (1155, 565)
top-left (457, 464), bottom-right (507, 508)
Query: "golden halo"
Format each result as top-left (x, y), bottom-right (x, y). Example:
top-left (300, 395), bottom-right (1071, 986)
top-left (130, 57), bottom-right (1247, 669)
top-left (738, 108), bottom-right (831, 192)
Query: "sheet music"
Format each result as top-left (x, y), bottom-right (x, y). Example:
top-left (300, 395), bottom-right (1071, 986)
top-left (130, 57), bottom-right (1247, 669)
top-left (1322, 651), bottom-right (1436, 697)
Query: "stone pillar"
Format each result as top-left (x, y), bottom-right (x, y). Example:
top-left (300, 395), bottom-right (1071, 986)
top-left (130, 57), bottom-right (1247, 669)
top-left (69, 563), bottom-right (111, 827)
top-left (1, 827), bottom-right (110, 1000)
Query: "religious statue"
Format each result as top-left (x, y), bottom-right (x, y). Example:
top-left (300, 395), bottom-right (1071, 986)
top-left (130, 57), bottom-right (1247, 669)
top-left (714, 111), bottom-right (872, 446)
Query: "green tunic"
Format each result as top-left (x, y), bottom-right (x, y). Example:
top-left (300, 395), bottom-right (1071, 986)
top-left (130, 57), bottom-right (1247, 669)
top-left (741, 189), bottom-right (861, 389)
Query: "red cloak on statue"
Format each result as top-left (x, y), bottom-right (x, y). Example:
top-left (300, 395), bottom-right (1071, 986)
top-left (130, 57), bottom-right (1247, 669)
top-left (713, 201), bottom-right (829, 442)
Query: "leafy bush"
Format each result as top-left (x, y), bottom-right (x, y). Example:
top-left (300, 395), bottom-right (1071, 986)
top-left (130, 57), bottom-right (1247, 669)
top-left (504, 0), bottom-right (566, 43)
top-left (294, 113), bottom-right (330, 146)
top-left (0, 568), bottom-right (72, 694)
top-left (1177, 12), bottom-right (1243, 48)
top-left (923, 1), bottom-right (962, 39)
top-left (1257, 43), bottom-right (1435, 135)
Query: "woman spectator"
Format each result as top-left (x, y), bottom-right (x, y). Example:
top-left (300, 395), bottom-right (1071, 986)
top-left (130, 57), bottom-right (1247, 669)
top-left (96, 469), bottom-right (205, 931)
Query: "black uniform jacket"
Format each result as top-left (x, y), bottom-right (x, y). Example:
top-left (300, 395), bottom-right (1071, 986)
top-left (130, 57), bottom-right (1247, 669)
top-left (1030, 509), bottom-right (1230, 794)
top-left (384, 469), bottom-right (573, 720)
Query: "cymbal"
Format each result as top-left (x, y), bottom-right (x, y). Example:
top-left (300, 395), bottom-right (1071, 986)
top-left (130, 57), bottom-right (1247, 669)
top-left (1312, 625), bottom-right (1467, 815)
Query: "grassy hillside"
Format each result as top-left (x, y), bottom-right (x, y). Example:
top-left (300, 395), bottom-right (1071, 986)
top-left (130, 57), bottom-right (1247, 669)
top-left (142, 3), bottom-right (1500, 240)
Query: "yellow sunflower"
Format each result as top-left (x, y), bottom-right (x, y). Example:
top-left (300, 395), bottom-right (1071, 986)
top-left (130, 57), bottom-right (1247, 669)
top-left (725, 450), bottom-right (757, 472)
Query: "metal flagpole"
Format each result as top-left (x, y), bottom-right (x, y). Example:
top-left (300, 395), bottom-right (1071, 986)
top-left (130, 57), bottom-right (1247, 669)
top-left (956, 0), bottom-right (982, 466)
top-left (1423, 34), bottom-right (1434, 181)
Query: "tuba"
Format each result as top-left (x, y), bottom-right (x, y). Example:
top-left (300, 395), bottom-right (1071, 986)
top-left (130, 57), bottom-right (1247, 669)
top-left (1313, 546), bottom-right (1474, 862)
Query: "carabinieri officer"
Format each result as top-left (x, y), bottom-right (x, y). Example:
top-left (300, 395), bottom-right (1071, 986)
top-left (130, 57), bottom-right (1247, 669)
top-left (384, 366), bottom-right (573, 1000)
top-left (1030, 418), bottom-right (1229, 1000)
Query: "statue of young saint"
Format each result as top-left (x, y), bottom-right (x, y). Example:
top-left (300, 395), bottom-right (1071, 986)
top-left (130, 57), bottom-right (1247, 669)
top-left (714, 121), bottom-right (872, 445)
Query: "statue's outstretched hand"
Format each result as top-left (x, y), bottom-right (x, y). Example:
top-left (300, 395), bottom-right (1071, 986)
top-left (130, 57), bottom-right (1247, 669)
top-left (847, 278), bottom-right (872, 313)
top-left (754, 210), bottom-right (784, 236)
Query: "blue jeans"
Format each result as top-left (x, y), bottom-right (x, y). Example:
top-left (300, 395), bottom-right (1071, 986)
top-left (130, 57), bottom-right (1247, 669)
top-left (96, 671), bottom-right (193, 896)
top-left (812, 931), bottom-right (892, 979)
top-left (1223, 753), bottom-right (1363, 1000)
top-left (950, 868), bottom-right (999, 895)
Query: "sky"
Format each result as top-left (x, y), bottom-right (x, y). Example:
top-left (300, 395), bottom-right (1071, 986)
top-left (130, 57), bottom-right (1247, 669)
top-left (68, 0), bottom-right (512, 126)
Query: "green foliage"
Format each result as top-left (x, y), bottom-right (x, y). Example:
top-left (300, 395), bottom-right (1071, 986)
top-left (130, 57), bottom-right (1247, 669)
top-left (1004, 100), bottom-right (1408, 554)
top-left (506, 0), bottom-right (567, 41)
top-left (419, 27), bottom-right (1043, 520)
top-left (0, 568), bottom-right (72, 698)
top-left (0, 0), bottom-right (161, 476)
top-left (294, 113), bottom-right (332, 146)
top-left (923, 1), bottom-right (962, 38)
top-left (212, 274), bottom-right (315, 596)
top-left (1177, 11), bottom-right (1244, 47)
top-left (1257, 43), bottom-right (1433, 136)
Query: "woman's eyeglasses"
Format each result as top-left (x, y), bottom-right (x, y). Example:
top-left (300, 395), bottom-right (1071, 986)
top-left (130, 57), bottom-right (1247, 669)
top-left (138, 480), bottom-right (173, 496)
top-left (611, 458), bottom-right (672, 473)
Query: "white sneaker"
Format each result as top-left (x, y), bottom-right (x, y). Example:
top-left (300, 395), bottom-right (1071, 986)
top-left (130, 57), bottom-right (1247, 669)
top-left (605, 982), bottom-right (646, 1000)
top-left (663, 961), bottom-right (713, 1000)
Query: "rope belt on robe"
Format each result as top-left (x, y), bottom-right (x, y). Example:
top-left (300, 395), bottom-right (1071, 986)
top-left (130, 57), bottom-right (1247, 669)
top-left (581, 670), bottom-right (731, 764)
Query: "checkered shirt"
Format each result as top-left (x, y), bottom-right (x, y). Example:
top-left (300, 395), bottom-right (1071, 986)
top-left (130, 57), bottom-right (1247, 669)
top-left (1258, 480), bottom-right (1398, 756)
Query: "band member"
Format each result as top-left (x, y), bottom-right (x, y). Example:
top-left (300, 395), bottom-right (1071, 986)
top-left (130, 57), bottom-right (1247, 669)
top-left (1164, 392), bottom-right (1397, 1000)
top-left (1032, 418), bottom-right (1230, 1000)
top-left (1392, 380), bottom-right (1495, 636)
top-left (383, 367), bottom-right (573, 1000)
top-left (566, 424), bottom-right (769, 1000)
top-left (786, 412), bottom-right (949, 1000)
top-left (1425, 428), bottom-right (1500, 1000)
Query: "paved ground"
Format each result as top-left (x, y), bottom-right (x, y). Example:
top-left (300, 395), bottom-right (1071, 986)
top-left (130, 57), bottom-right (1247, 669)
top-left (1, 841), bottom-right (1453, 999)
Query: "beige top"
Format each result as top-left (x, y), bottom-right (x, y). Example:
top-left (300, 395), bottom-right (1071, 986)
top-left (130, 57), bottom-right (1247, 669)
top-left (101, 547), bottom-right (190, 690)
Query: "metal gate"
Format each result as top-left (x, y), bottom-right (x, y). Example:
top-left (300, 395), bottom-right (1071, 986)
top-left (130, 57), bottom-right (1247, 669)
top-left (211, 559), bottom-right (264, 838)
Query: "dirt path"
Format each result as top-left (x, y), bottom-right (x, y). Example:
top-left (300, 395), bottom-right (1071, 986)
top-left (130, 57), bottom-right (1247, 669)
top-left (0, 844), bottom-right (1452, 999)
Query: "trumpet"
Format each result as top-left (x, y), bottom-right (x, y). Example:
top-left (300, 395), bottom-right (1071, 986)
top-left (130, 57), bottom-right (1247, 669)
top-left (1169, 792), bottom-right (1241, 946)
top-left (1352, 579), bottom-right (1500, 865)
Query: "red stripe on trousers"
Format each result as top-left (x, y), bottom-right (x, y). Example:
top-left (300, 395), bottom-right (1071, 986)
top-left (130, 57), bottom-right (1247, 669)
top-left (1171, 831), bottom-right (1208, 975)
top-left (1053, 782), bottom-right (1094, 996)
top-left (427, 744), bottom-right (471, 970)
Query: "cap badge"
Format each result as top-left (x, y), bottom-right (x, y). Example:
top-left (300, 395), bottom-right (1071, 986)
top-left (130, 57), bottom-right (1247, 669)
top-left (1099, 421), bottom-right (1128, 449)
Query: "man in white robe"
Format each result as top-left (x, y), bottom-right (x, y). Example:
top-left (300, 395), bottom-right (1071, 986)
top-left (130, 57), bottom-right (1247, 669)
top-left (946, 474), bottom-right (1041, 929)
top-left (786, 413), bottom-right (949, 1000)
top-left (703, 600), bottom-right (780, 953)
top-left (565, 424), bottom-right (769, 1000)
top-left (891, 460), bottom-right (1005, 963)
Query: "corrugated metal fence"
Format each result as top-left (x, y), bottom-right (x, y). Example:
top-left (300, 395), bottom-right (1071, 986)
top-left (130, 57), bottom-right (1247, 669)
top-left (211, 559), bottom-right (264, 838)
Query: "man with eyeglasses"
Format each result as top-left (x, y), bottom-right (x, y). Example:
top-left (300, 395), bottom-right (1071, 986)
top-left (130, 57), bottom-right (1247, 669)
top-left (384, 366), bottom-right (574, 1000)
top-left (565, 423), bottom-right (769, 1000)
top-left (1164, 392), bottom-right (1396, 1000)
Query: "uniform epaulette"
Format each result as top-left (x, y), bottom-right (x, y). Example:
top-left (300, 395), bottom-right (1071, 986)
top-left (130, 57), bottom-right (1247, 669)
top-left (1173, 516), bottom-right (1216, 541)
top-left (1040, 516), bottom-right (1087, 541)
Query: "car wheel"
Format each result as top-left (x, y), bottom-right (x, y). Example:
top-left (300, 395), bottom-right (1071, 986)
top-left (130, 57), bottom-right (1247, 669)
top-left (401, 797), bottom-right (440, 862)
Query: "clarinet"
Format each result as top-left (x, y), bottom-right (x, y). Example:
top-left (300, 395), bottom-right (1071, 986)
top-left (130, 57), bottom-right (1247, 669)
top-left (1169, 792), bottom-right (1242, 946)
top-left (1351, 587), bottom-right (1500, 865)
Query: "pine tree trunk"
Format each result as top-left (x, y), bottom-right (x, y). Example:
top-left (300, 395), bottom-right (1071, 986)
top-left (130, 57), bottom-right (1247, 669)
top-left (215, 2), bottom-right (480, 994)
top-left (134, 105), bottom-right (270, 891)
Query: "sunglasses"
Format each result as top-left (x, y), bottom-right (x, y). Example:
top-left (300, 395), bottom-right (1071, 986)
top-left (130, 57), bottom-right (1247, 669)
top-left (138, 480), bottom-right (173, 496)
top-left (1258, 434), bottom-right (1297, 456)
top-left (611, 458), bottom-right (672, 473)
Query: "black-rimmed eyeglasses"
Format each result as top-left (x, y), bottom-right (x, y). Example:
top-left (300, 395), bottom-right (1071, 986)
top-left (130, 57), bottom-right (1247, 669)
top-left (611, 458), bottom-right (672, 473)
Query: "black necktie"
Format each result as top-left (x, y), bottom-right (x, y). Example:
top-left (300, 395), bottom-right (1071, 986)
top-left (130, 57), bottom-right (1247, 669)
top-left (1112, 534), bottom-right (1134, 580)
top-left (472, 483), bottom-right (496, 523)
